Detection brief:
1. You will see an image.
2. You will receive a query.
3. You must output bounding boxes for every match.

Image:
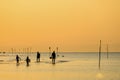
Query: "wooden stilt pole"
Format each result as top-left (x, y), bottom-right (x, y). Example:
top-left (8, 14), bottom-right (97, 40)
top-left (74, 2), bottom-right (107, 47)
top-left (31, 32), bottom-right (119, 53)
top-left (99, 40), bottom-right (101, 70)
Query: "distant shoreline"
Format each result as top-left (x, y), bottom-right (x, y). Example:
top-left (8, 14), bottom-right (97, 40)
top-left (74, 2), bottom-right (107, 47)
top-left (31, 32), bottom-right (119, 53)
top-left (0, 52), bottom-right (120, 54)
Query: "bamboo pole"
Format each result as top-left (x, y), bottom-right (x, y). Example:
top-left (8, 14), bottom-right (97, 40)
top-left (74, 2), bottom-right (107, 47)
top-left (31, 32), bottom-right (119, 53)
top-left (49, 47), bottom-right (51, 57)
top-left (107, 44), bottom-right (109, 59)
top-left (56, 47), bottom-right (58, 57)
top-left (99, 40), bottom-right (101, 70)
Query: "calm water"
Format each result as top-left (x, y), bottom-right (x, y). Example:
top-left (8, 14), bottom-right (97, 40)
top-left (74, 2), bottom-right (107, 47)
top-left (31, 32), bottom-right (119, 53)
top-left (0, 52), bottom-right (120, 80)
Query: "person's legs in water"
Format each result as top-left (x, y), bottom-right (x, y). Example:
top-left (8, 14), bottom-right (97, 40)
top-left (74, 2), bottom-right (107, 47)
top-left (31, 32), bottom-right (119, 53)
top-left (52, 58), bottom-right (55, 64)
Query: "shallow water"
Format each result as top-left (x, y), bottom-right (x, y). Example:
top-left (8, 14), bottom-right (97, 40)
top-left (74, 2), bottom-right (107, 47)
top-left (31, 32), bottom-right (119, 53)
top-left (0, 52), bottom-right (120, 80)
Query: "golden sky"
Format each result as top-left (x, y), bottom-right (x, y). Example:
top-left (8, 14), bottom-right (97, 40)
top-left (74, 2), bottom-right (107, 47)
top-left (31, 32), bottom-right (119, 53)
top-left (0, 0), bottom-right (120, 52)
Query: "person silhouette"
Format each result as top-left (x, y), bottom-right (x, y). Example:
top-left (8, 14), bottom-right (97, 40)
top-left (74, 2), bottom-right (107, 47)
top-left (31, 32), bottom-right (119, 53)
top-left (36, 52), bottom-right (40, 62)
top-left (16, 55), bottom-right (21, 64)
top-left (51, 51), bottom-right (56, 64)
top-left (26, 56), bottom-right (30, 66)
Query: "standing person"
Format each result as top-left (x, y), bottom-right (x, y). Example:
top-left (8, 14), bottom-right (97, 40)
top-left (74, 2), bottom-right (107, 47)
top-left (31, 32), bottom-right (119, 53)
top-left (36, 52), bottom-right (40, 62)
top-left (26, 56), bottom-right (30, 66)
top-left (51, 51), bottom-right (56, 64)
top-left (16, 55), bottom-right (21, 64)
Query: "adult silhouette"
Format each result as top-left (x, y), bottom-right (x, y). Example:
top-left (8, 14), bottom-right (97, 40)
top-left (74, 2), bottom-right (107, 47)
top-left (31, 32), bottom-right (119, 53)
top-left (36, 52), bottom-right (40, 62)
top-left (16, 55), bottom-right (21, 64)
top-left (26, 56), bottom-right (30, 66)
top-left (51, 51), bottom-right (56, 64)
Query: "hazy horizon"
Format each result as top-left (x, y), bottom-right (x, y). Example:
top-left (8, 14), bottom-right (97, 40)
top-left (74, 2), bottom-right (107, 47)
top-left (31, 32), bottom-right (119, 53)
top-left (0, 0), bottom-right (120, 52)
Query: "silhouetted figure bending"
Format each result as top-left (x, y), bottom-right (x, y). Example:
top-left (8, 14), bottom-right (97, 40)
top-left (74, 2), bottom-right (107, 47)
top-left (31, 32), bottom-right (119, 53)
top-left (36, 52), bottom-right (40, 62)
top-left (16, 55), bottom-right (21, 64)
top-left (51, 51), bottom-right (56, 64)
top-left (26, 56), bottom-right (30, 66)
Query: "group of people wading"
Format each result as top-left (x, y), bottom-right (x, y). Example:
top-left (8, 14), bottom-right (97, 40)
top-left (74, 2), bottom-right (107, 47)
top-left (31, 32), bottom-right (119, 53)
top-left (16, 51), bottom-right (56, 66)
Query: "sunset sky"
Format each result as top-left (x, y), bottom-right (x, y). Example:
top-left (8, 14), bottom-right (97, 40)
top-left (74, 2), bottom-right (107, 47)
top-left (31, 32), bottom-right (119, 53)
top-left (0, 0), bottom-right (120, 52)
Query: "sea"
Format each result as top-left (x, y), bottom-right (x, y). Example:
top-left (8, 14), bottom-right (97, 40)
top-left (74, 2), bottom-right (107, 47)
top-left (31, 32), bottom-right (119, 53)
top-left (0, 52), bottom-right (120, 80)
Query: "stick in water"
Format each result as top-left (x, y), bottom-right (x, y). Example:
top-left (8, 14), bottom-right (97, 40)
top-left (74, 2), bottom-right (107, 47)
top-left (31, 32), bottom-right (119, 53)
top-left (107, 44), bottom-right (109, 59)
top-left (99, 40), bottom-right (101, 70)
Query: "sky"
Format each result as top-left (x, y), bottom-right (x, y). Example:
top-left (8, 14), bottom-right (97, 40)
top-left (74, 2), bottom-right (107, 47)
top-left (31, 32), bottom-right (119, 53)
top-left (0, 0), bottom-right (120, 52)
